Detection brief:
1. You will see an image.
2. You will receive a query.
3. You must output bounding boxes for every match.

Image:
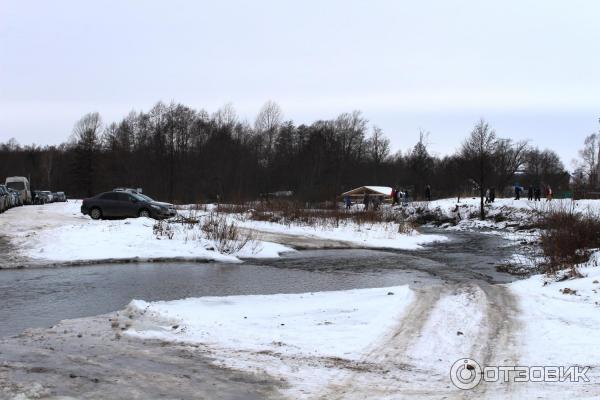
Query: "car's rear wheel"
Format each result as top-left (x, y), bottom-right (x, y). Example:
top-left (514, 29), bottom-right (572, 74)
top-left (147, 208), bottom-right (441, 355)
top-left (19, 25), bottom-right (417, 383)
top-left (90, 207), bottom-right (102, 220)
top-left (138, 209), bottom-right (150, 218)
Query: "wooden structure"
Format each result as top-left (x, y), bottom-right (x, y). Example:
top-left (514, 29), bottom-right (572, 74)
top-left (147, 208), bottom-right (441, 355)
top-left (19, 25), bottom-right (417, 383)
top-left (340, 186), bottom-right (393, 200)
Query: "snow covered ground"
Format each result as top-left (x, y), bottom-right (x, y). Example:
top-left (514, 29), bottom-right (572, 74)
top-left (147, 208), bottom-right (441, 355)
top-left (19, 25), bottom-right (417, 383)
top-left (126, 286), bottom-right (417, 399)
top-left (509, 256), bottom-right (600, 397)
top-left (229, 216), bottom-right (447, 250)
top-left (2, 199), bottom-right (599, 398)
top-left (409, 197), bottom-right (600, 232)
top-left (0, 200), bottom-right (446, 267)
top-left (0, 201), bottom-right (292, 266)
top-left (123, 270), bottom-right (600, 399)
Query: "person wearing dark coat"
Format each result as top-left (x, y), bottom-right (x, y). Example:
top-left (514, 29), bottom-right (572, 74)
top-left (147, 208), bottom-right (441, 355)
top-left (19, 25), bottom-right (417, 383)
top-left (403, 189), bottom-right (409, 206)
top-left (514, 184), bottom-right (522, 200)
top-left (425, 185), bottom-right (432, 201)
top-left (527, 186), bottom-right (534, 201)
top-left (363, 193), bottom-right (370, 211)
top-left (344, 195), bottom-right (352, 210)
top-left (534, 187), bottom-right (541, 201)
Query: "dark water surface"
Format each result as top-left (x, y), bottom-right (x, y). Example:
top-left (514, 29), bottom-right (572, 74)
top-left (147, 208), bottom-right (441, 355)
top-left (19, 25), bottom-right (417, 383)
top-left (0, 230), bottom-right (519, 337)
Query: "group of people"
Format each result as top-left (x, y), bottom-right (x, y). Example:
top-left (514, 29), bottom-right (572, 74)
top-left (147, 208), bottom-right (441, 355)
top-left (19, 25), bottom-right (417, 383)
top-left (519, 185), bottom-right (553, 201)
top-left (390, 188), bottom-right (410, 207)
top-left (485, 184), bottom-right (554, 203)
top-left (484, 187), bottom-right (497, 204)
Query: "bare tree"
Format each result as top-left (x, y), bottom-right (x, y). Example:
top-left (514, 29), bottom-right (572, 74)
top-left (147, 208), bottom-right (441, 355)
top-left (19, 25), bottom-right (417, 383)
top-left (575, 133), bottom-right (599, 189)
top-left (493, 138), bottom-right (529, 189)
top-left (366, 126), bottom-right (390, 180)
top-left (71, 112), bottom-right (102, 148)
top-left (212, 103), bottom-right (238, 129)
top-left (407, 130), bottom-right (434, 195)
top-left (460, 119), bottom-right (497, 220)
top-left (71, 112), bottom-right (102, 196)
top-left (254, 100), bottom-right (283, 158)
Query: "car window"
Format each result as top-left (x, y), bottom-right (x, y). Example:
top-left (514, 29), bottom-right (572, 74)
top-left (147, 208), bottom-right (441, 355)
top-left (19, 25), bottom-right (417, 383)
top-left (100, 192), bottom-right (119, 200)
top-left (130, 193), bottom-right (147, 202)
top-left (113, 192), bottom-right (136, 202)
top-left (6, 182), bottom-right (25, 190)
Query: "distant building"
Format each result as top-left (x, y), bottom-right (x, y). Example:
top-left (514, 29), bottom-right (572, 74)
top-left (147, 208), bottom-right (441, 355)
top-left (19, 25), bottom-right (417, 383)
top-left (340, 186), bottom-right (393, 200)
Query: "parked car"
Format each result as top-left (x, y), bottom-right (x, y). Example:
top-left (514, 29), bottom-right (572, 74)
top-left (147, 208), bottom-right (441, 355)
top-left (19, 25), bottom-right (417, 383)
top-left (81, 191), bottom-right (174, 220)
top-left (113, 188), bottom-right (177, 217)
top-left (7, 188), bottom-right (22, 207)
top-left (41, 191), bottom-right (54, 203)
top-left (0, 185), bottom-right (9, 213)
top-left (55, 192), bottom-right (67, 202)
top-left (5, 177), bottom-right (31, 205)
top-left (32, 191), bottom-right (44, 204)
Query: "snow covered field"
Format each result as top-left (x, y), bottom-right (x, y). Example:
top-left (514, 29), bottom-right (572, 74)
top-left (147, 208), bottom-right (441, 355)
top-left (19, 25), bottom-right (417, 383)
top-left (0, 201), bottom-right (292, 266)
top-left (0, 200), bottom-right (446, 267)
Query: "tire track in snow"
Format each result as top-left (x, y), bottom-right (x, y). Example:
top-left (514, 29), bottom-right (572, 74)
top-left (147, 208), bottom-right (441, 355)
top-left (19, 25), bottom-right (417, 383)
top-left (314, 283), bottom-right (520, 400)
top-left (316, 285), bottom-right (448, 400)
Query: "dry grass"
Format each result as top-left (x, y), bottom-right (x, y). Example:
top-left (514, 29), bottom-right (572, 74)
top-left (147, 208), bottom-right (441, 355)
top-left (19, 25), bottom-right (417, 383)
top-left (200, 212), bottom-right (255, 254)
top-left (152, 219), bottom-right (174, 239)
top-left (216, 200), bottom-right (413, 231)
top-left (538, 202), bottom-right (600, 275)
top-left (153, 209), bottom-right (256, 255)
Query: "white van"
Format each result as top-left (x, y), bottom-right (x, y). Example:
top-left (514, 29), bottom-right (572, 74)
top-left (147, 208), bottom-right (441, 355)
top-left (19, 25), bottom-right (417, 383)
top-left (5, 177), bottom-right (31, 205)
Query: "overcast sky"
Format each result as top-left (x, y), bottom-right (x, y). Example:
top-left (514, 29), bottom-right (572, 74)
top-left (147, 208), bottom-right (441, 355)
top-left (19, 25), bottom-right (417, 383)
top-left (1, 0), bottom-right (599, 168)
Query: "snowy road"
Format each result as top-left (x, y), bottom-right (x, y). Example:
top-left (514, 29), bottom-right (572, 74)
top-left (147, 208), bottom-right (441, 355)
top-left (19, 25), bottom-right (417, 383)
top-left (1, 229), bottom-right (598, 399)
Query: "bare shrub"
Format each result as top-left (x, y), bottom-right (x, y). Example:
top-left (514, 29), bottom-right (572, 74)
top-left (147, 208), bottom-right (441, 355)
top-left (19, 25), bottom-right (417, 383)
top-left (538, 202), bottom-right (600, 275)
top-left (153, 220), bottom-right (174, 240)
top-left (201, 212), bottom-right (255, 254)
top-left (211, 199), bottom-right (416, 235)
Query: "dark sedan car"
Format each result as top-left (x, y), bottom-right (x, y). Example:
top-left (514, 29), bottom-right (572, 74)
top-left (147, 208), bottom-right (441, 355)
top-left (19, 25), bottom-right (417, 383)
top-left (81, 191), bottom-right (172, 220)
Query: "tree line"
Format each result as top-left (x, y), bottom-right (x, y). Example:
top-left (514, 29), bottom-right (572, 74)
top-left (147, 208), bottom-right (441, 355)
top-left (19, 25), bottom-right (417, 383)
top-left (0, 101), bottom-right (572, 205)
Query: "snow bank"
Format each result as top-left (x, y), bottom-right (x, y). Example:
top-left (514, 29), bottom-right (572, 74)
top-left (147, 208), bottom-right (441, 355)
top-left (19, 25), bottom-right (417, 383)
top-left (412, 197), bottom-right (600, 231)
top-left (508, 256), bottom-right (600, 398)
top-left (509, 258), bottom-right (600, 367)
top-left (126, 286), bottom-right (414, 398)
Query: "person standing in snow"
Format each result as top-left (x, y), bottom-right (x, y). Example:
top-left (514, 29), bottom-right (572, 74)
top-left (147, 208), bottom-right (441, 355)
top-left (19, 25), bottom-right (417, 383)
top-left (534, 186), bottom-right (541, 201)
top-left (545, 185), bottom-right (553, 201)
top-left (485, 188), bottom-right (491, 204)
top-left (425, 185), bottom-right (432, 201)
top-left (372, 196), bottom-right (381, 211)
top-left (363, 192), bottom-right (370, 211)
top-left (403, 189), bottom-right (409, 206)
top-left (344, 195), bottom-right (352, 210)
top-left (490, 187), bottom-right (496, 203)
top-left (391, 188), bottom-right (398, 206)
top-left (514, 184), bottom-right (522, 200)
top-left (527, 185), bottom-right (534, 201)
